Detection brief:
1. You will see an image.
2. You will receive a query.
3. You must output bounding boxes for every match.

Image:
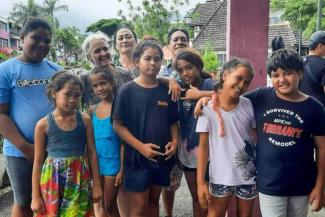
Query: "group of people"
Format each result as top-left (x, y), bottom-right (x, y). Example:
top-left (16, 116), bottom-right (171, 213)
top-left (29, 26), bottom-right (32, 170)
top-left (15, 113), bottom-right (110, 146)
top-left (0, 16), bottom-right (325, 217)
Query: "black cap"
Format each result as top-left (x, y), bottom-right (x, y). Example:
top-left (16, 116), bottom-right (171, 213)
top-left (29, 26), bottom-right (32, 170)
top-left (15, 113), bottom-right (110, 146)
top-left (309, 31), bottom-right (325, 48)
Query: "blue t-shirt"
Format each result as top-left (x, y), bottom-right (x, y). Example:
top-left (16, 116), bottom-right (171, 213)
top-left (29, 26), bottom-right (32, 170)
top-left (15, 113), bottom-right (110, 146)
top-left (0, 58), bottom-right (62, 157)
top-left (246, 87), bottom-right (325, 196)
top-left (112, 80), bottom-right (178, 169)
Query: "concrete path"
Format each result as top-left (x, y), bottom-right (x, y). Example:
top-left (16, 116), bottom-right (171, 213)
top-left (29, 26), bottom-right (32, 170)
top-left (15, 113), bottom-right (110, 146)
top-left (1, 177), bottom-right (325, 217)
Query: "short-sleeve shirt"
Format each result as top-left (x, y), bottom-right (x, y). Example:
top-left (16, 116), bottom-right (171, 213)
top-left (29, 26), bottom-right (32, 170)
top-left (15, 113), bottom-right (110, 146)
top-left (196, 97), bottom-right (256, 186)
top-left (158, 63), bottom-right (180, 81)
top-left (0, 58), bottom-right (62, 157)
top-left (112, 81), bottom-right (178, 169)
top-left (178, 78), bottom-right (215, 168)
top-left (300, 55), bottom-right (325, 106)
top-left (246, 87), bottom-right (325, 196)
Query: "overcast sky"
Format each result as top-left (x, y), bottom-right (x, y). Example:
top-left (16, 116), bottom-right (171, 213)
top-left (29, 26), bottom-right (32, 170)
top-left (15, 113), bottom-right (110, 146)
top-left (0, 0), bottom-right (205, 32)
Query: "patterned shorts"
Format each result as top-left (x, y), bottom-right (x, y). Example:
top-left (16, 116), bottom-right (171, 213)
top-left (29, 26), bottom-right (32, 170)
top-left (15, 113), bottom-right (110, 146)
top-left (209, 183), bottom-right (258, 200)
top-left (162, 163), bottom-right (183, 191)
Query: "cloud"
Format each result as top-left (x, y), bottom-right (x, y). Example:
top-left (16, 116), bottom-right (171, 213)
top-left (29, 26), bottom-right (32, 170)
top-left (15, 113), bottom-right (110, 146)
top-left (1, 0), bottom-right (204, 32)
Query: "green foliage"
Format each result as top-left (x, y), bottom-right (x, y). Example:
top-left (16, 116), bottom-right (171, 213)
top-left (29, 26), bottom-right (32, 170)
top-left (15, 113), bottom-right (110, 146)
top-left (10, 0), bottom-right (43, 25)
top-left (117, 0), bottom-right (189, 44)
top-left (56, 27), bottom-right (83, 64)
top-left (202, 43), bottom-right (220, 73)
top-left (0, 53), bottom-right (9, 62)
top-left (86, 19), bottom-right (125, 38)
top-left (270, 0), bottom-right (322, 35)
top-left (82, 61), bottom-right (92, 71)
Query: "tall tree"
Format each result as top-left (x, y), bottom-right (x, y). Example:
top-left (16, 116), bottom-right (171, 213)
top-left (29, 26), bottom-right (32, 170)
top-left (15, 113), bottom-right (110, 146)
top-left (86, 19), bottom-right (125, 37)
top-left (42, 0), bottom-right (68, 28)
top-left (10, 0), bottom-right (43, 25)
top-left (56, 27), bottom-right (83, 64)
top-left (117, 0), bottom-right (189, 44)
top-left (271, 0), bottom-right (321, 37)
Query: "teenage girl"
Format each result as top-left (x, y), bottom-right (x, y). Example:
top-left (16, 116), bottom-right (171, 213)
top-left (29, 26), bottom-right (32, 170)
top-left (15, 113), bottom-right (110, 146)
top-left (89, 66), bottom-right (124, 217)
top-left (112, 40), bottom-right (179, 217)
top-left (173, 48), bottom-right (215, 217)
top-left (31, 71), bottom-right (102, 216)
top-left (196, 58), bottom-right (257, 217)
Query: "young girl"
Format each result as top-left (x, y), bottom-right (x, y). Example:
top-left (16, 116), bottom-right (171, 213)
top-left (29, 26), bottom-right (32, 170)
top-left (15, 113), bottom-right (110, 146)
top-left (31, 71), bottom-right (102, 216)
top-left (112, 40), bottom-right (179, 217)
top-left (196, 58), bottom-right (257, 217)
top-left (173, 48), bottom-right (215, 217)
top-left (89, 66), bottom-right (124, 217)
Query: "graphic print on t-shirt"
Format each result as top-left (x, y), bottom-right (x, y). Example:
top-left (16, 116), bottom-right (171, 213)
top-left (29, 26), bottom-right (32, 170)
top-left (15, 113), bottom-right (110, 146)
top-left (235, 140), bottom-right (256, 181)
top-left (262, 108), bottom-right (304, 147)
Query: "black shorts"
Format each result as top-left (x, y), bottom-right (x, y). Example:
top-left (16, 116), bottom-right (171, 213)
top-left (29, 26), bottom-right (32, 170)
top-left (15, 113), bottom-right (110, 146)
top-left (124, 166), bottom-right (172, 192)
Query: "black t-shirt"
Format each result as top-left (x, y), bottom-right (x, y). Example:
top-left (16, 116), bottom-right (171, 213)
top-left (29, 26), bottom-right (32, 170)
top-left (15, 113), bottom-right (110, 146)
top-left (112, 80), bottom-right (178, 169)
top-left (300, 55), bottom-right (325, 106)
top-left (246, 87), bottom-right (325, 196)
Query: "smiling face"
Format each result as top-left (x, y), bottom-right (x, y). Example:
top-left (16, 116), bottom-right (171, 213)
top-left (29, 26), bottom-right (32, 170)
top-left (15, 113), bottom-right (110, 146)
top-left (20, 27), bottom-right (51, 63)
top-left (90, 73), bottom-right (113, 101)
top-left (135, 47), bottom-right (162, 78)
top-left (53, 81), bottom-right (82, 112)
top-left (89, 39), bottom-right (111, 67)
top-left (222, 66), bottom-right (253, 100)
top-left (169, 31), bottom-right (189, 56)
top-left (115, 28), bottom-right (136, 54)
top-left (176, 59), bottom-right (201, 86)
top-left (270, 68), bottom-right (302, 99)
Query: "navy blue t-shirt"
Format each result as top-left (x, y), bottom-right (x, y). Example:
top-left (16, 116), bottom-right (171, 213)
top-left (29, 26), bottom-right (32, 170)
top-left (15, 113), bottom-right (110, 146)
top-left (179, 79), bottom-right (215, 152)
top-left (300, 55), bottom-right (325, 106)
top-left (246, 87), bottom-right (325, 196)
top-left (112, 80), bottom-right (178, 169)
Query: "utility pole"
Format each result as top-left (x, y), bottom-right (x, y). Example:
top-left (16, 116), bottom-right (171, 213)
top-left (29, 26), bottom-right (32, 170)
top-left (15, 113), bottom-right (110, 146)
top-left (317, 0), bottom-right (322, 31)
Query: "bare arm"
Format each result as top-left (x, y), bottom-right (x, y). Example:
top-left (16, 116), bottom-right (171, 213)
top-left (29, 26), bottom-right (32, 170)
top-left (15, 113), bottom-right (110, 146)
top-left (115, 142), bottom-right (125, 186)
top-left (113, 119), bottom-right (163, 161)
top-left (157, 77), bottom-right (181, 101)
top-left (181, 86), bottom-right (214, 101)
top-left (31, 118), bottom-right (47, 214)
top-left (0, 104), bottom-right (34, 160)
top-left (164, 123), bottom-right (179, 160)
top-left (309, 135), bottom-right (325, 211)
top-left (197, 132), bottom-right (211, 209)
top-left (83, 113), bottom-right (102, 202)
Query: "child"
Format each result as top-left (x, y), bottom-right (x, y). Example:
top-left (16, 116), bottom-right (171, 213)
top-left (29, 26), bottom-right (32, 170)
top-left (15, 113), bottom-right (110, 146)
top-left (0, 18), bottom-right (62, 217)
top-left (112, 40), bottom-right (179, 217)
top-left (245, 49), bottom-right (325, 217)
top-left (196, 58), bottom-right (257, 217)
top-left (174, 48), bottom-right (215, 217)
top-left (31, 71), bottom-right (102, 216)
top-left (89, 66), bottom-right (124, 217)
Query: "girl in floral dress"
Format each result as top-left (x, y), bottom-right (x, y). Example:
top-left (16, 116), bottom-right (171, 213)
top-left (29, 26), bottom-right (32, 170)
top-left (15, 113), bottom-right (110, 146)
top-left (31, 71), bottom-right (102, 216)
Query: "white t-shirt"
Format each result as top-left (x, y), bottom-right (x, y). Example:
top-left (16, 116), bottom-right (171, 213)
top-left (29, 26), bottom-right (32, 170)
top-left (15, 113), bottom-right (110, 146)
top-left (196, 96), bottom-right (256, 186)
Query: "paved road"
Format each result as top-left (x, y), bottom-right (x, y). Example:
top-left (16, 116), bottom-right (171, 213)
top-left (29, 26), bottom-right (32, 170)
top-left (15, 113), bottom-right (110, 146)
top-left (1, 177), bottom-right (325, 217)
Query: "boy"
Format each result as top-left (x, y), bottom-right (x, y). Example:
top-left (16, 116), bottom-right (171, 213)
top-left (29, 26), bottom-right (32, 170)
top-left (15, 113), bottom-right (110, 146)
top-left (246, 49), bottom-right (325, 217)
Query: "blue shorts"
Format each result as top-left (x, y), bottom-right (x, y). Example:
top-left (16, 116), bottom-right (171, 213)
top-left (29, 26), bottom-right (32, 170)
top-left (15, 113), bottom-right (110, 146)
top-left (124, 166), bottom-right (172, 192)
top-left (5, 156), bottom-right (33, 206)
top-left (209, 183), bottom-right (258, 200)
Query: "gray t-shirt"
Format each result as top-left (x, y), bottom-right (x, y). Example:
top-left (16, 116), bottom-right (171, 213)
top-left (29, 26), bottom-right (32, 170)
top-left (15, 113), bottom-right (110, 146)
top-left (196, 96), bottom-right (256, 185)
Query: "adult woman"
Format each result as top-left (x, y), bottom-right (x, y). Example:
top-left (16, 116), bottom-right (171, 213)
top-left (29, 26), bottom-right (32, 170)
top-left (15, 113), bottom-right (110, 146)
top-left (81, 31), bottom-right (136, 108)
top-left (113, 25), bottom-right (137, 70)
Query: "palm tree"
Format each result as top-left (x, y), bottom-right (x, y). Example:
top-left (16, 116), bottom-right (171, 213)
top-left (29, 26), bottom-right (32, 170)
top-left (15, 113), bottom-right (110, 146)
top-left (10, 0), bottom-right (43, 25)
top-left (43, 0), bottom-right (68, 28)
